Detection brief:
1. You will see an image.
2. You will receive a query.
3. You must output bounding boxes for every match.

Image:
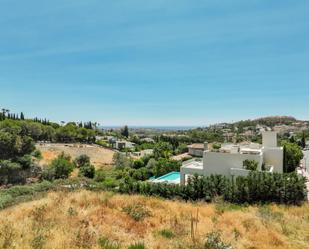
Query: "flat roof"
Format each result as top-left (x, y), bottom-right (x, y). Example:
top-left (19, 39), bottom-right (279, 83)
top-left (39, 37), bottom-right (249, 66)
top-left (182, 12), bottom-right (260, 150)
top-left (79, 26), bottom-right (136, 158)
top-left (188, 143), bottom-right (204, 149)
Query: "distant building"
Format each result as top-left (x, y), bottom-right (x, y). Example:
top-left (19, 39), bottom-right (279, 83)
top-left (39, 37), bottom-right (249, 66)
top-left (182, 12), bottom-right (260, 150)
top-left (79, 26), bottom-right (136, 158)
top-left (106, 136), bottom-right (117, 143)
top-left (181, 132), bottom-right (283, 184)
top-left (140, 138), bottom-right (155, 143)
top-left (114, 140), bottom-right (135, 150)
top-left (188, 143), bottom-right (207, 157)
top-left (132, 149), bottom-right (154, 157)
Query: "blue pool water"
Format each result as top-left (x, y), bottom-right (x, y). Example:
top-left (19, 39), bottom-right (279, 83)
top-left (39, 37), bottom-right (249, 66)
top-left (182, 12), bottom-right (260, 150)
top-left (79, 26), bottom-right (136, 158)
top-left (155, 172), bottom-right (180, 181)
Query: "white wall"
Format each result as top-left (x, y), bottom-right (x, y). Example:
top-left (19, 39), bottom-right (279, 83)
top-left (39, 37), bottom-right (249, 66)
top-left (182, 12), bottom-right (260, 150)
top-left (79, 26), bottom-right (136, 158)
top-left (188, 148), bottom-right (204, 157)
top-left (202, 151), bottom-right (263, 177)
top-left (262, 147), bottom-right (283, 173)
top-left (262, 131), bottom-right (278, 147)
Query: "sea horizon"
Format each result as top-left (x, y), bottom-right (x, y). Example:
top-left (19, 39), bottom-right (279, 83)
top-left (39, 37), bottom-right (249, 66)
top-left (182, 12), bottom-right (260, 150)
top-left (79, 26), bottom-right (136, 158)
top-left (100, 125), bottom-right (202, 131)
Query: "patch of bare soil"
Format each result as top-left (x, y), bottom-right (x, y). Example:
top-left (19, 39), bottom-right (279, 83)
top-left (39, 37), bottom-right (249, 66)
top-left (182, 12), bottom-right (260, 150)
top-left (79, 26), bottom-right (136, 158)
top-left (36, 143), bottom-right (115, 169)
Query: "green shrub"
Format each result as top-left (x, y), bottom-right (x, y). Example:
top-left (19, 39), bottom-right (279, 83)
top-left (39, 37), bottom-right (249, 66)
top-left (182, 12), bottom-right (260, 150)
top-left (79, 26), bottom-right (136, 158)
top-left (31, 149), bottom-right (42, 160)
top-left (74, 154), bottom-right (90, 168)
top-left (94, 169), bottom-right (106, 182)
top-left (212, 143), bottom-right (221, 150)
top-left (204, 231), bottom-right (231, 249)
top-left (127, 241), bottom-right (146, 249)
top-left (79, 163), bottom-right (95, 178)
top-left (103, 177), bottom-right (119, 189)
top-left (133, 159), bottom-right (145, 169)
top-left (98, 236), bottom-right (120, 249)
top-left (16, 154), bottom-right (33, 169)
top-left (122, 203), bottom-right (151, 221)
top-left (157, 229), bottom-right (174, 238)
top-left (0, 181), bottom-right (55, 210)
top-left (242, 160), bottom-right (258, 171)
top-left (45, 153), bottom-right (74, 179)
top-left (0, 194), bottom-right (13, 209)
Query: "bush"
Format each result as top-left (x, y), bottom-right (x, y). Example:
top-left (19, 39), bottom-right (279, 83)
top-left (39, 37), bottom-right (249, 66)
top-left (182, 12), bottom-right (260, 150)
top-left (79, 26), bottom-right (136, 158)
top-left (282, 141), bottom-right (304, 172)
top-left (204, 231), bottom-right (231, 249)
top-left (212, 143), bottom-right (221, 150)
top-left (74, 154), bottom-right (90, 168)
top-left (113, 153), bottom-right (133, 169)
top-left (153, 158), bottom-right (181, 177)
top-left (103, 177), bottom-right (119, 189)
top-left (16, 154), bottom-right (33, 169)
top-left (98, 237), bottom-right (120, 249)
top-left (127, 242), bottom-right (146, 249)
top-left (133, 159), bottom-right (145, 169)
top-left (31, 150), bottom-right (42, 160)
top-left (45, 154), bottom-right (74, 180)
top-left (94, 169), bottom-right (106, 182)
top-left (243, 160), bottom-right (258, 171)
top-left (79, 163), bottom-right (95, 178)
top-left (157, 229), bottom-right (174, 238)
top-left (122, 203), bottom-right (151, 221)
top-left (0, 181), bottom-right (54, 210)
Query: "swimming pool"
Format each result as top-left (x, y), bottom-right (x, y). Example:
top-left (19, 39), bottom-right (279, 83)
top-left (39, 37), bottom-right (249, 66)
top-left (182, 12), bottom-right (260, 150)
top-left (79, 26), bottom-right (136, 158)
top-left (151, 171), bottom-right (180, 183)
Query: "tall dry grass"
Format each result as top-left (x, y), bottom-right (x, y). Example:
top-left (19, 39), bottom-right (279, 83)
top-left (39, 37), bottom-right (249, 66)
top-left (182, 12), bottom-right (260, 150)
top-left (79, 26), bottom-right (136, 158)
top-left (0, 190), bottom-right (308, 249)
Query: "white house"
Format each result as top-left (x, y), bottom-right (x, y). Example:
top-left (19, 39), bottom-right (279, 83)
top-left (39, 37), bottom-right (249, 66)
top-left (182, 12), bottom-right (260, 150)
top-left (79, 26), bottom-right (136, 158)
top-left (132, 149), bottom-right (154, 157)
top-left (180, 131), bottom-right (283, 185)
top-left (114, 140), bottom-right (135, 150)
top-left (188, 143), bottom-right (206, 157)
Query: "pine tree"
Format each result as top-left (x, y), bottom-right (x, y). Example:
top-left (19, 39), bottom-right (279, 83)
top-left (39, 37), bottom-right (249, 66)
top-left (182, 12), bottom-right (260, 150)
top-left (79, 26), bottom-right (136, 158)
top-left (121, 125), bottom-right (129, 138)
top-left (20, 112), bottom-right (25, 120)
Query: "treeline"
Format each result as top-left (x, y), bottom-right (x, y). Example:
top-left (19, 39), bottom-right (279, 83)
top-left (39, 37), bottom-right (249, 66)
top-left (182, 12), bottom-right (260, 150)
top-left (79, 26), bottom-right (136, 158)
top-left (0, 109), bottom-right (100, 185)
top-left (0, 119), bottom-right (97, 143)
top-left (119, 172), bottom-right (307, 205)
top-left (152, 132), bottom-right (224, 149)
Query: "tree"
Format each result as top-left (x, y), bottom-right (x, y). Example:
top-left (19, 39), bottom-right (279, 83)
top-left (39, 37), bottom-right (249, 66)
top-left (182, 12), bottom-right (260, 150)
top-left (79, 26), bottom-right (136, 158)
top-left (0, 131), bottom-right (35, 160)
top-left (146, 158), bottom-right (158, 169)
top-left (79, 163), bottom-right (95, 178)
top-left (153, 142), bottom-right (173, 159)
top-left (132, 159), bottom-right (144, 169)
top-left (289, 136), bottom-right (295, 143)
top-left (47, 153), bottom-right (75, 179)
top-left (121, 125), bottom-right (129, 138)
top-left (282, 141), bottom-right (304, 173)
top-left (74, 154), bottom-right (90, 168)
top-left (243, 160), bottom-right (258, 171)
top-left (153, 158), bottom-right (181, 177)
top-left (113, 152), bottom-right (132, 169)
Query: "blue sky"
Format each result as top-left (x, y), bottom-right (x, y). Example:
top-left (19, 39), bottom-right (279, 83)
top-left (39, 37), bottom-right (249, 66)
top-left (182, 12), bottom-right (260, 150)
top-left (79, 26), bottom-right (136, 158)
top-left (0, 0), bottom-right (308, 126)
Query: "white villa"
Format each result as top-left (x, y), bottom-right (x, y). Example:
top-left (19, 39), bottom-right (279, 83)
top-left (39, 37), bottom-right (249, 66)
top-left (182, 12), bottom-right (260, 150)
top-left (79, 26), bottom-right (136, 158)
top-left (180, 131), bottom-right (283, 185)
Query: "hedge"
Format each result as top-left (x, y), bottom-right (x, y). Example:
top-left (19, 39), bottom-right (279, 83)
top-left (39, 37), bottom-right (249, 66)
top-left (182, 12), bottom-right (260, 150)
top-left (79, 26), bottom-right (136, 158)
top-left (119, 172), bottom-right (307, 205)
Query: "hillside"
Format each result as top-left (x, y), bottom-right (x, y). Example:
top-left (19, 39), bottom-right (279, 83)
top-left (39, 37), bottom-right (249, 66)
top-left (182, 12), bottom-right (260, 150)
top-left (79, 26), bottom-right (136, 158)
top-left (0, 190), bottom-right (308, 249)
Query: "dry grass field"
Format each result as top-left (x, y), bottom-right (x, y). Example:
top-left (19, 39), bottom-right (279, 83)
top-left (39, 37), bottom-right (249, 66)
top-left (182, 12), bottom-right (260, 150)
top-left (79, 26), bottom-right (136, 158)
top-left (0, 190), bottom-right (308, 249)
top-left (36, 143), bottom-right (115, 169)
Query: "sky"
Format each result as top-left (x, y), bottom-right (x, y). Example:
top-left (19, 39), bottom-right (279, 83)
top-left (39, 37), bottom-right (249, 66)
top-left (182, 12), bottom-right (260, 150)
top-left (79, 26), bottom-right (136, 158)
top-left (0, 0), bottom-right (308, 126)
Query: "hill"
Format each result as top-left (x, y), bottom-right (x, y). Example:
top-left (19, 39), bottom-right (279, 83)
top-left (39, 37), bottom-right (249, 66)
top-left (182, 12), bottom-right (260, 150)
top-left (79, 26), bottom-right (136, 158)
top-left (0, 190), bottom-right (308, 249)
